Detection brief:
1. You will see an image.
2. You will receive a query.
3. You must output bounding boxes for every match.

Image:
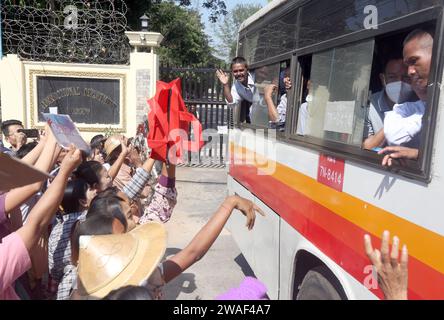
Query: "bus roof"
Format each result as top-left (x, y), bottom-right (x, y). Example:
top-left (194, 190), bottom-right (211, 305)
top-left (239, 0), bottom-right (289, 33)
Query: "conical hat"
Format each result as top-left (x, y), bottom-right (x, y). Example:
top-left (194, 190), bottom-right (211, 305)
top-left (77, 222), bottom-right (166, 298)
top-left (103, 135), bottom-right (122, 161)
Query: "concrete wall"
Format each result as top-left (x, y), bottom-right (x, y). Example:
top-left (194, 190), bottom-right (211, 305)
top-left (0, 32), bottom-right (162, 143)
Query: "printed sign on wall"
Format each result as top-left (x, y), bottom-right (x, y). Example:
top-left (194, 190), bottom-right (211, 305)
top-left (37, 76), bottom-right (120, 124)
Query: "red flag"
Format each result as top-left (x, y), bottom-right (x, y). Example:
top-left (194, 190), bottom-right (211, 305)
top-left (147, 78), bottom-right (204, 164)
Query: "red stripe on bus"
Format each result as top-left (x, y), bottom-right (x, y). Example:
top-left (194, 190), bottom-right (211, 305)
top-left (230, 163), bottom-right (444, 299)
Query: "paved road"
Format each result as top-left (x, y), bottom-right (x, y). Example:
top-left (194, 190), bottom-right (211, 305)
top-left (163, 167), bottom-right (254, 300)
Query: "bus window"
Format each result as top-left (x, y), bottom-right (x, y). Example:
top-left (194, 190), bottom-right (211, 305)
top-left (249, 63), bottom-right (280, 127)
top-left (264, 60), bottom-right (292, 131)
top-left (362, 22), bottom-right (437, 171)
top-left (299, 0), bottom-right (439, 49)
top-left (297, 39), bottom-right (374, 146)
top-left (250, 60), bottom-right (291, 129)
top-left (295, 56), bottom-right (312, 135)
top-left (363, 30), bottom-right (421, 152)
top-left (243, 10), bottom-right (298, 64)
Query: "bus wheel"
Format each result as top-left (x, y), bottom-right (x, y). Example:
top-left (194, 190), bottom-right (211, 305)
top-left (296, 266), bottom-right (344, 300)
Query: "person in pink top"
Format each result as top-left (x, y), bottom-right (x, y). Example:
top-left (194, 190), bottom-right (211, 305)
top-left (0, 146), bottom-right (82, 300)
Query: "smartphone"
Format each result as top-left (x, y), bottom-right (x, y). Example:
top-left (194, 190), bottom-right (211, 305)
top-left (18, 129), bottom-right (39, 138)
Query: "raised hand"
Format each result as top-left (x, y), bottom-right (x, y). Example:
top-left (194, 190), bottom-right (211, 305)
top-left (59, 145), bottom-right (82, 175)
top-left (15, 130), bottom-right (27, 149)
top-left (38, 124), bottom-right (50, 143)
top-left (45, 123), bottom-right (58, 146)
top-left (216, 69), bottom-right (230, 86)
top-left (284, 77), bottom-right (292, 91)
top-left (264, 84), bottom-right (277, 98)
top-left (364, 231), bottom-right (408, 300)
top-left (119, 136), bottom-right (129, 156)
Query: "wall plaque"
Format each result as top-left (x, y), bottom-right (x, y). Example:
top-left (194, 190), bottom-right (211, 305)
top-left (37, 76), bottom-right (120, 124)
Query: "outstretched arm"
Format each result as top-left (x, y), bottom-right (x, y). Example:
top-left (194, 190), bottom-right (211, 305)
top-left (122, 157), bottom-right (157, 200)
top-left (363, 129), bottom-right (385, 150)
top-left (16, 146), bottom-right (82, 251)
top-left (216, 69), bottom-right (234, 104)
top-left (108, 137), bottom-right (129, 180)
top-left (162, 195), bottom-right (264, 283)
top-left (20, 125), bottom-right (55, 165)
top-left (160, 162), bottom-right (175, 179)
top-left (264, 84), bottom-right (279, 122)
top-left (5, 127), bottom-right (59, 213)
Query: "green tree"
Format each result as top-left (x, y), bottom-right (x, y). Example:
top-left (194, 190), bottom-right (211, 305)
top-left (121, 0), bottom-right (226, 28)
top-left (147, 2), bottom-right (221, 66)
top-left (7, 1), bottom-right (227, 24)
top-left (213, 3), bottom-right (262, 62)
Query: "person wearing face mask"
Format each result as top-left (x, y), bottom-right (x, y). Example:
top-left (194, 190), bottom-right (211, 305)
top-left (377, 28), bottom-right (434, 167)
top-left (363, 57), bottom-right (416, 150)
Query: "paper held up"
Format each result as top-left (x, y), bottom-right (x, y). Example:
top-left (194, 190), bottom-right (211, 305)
top-left (0, 153), bottom-right (50, 190)
top-left (43, 113), bottom-right (90, 153)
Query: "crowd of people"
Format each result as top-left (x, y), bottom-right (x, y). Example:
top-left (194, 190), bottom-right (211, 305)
top-left (0, 122), bottom-right (265, 300)
top-left (0, 26), bottom-right (434, 301)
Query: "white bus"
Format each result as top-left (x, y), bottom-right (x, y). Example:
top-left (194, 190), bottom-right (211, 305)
top-left (226, 0), bottom-right (444, 299)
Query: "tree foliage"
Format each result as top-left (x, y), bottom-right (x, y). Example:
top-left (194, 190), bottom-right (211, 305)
top-left (8, 1), bottom-right (227, 25)
top-left (147, 2), bottom-right (221, 66)
top-left (213, 3), bottom-right (262, 62)
top-left (119, 0), bottom-right (226, 29)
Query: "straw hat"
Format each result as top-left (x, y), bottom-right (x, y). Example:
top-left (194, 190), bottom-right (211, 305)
top-left (103, 135), bottom-right (122, 161)
top-left (77, 222), bottom-right (166, 299)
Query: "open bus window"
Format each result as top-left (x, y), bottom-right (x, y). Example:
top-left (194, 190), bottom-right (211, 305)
top-left (297, 39), bottom-right (374, 146)
top-left (249, 63), bottom-right (280, 127)
top-left (362, 26), bottom-right (434, 153)
top-left (248, 60), bottom-right (291, 129)
top-left (293, 19), bottom-right (438, 175)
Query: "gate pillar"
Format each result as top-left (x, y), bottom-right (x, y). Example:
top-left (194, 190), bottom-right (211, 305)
top-left (125, 32), bottom-right (164, 128)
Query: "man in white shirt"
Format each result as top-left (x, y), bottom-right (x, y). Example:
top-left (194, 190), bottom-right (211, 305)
top-left (216, 57), bottom-right (256, 123)
top-left (362, 58), bottom-right (416, 150)
top-left (378, 28), bottom-right (434, 166)
top-left (383, 100), bottom-right (425, 148)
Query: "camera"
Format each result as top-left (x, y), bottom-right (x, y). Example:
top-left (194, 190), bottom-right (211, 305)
top-left (18, 129), bottom-right (39, 138)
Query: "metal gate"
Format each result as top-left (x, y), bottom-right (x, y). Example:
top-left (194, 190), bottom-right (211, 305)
top-left (160, 65), bottom-right (231, 167)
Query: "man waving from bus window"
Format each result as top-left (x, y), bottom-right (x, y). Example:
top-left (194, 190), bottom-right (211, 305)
top-left (216, 57), bottom-right (256, 123)
top-left (378, 28), bottom-right (434, 167)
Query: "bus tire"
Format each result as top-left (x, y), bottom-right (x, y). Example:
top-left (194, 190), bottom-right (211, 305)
top-left (296, 266), bottom-right (344, 300)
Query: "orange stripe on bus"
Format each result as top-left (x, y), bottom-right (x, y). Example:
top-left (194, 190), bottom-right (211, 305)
top-left (230, 161), bottom-right (444, 299)
top-left (230, 144), bottom-right (444, 283)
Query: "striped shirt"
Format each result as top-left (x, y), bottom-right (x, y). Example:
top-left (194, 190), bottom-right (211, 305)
top-left (48, 211), bottom-right (86, 283)
top-left (123, 167), bottom-right (151, 200)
